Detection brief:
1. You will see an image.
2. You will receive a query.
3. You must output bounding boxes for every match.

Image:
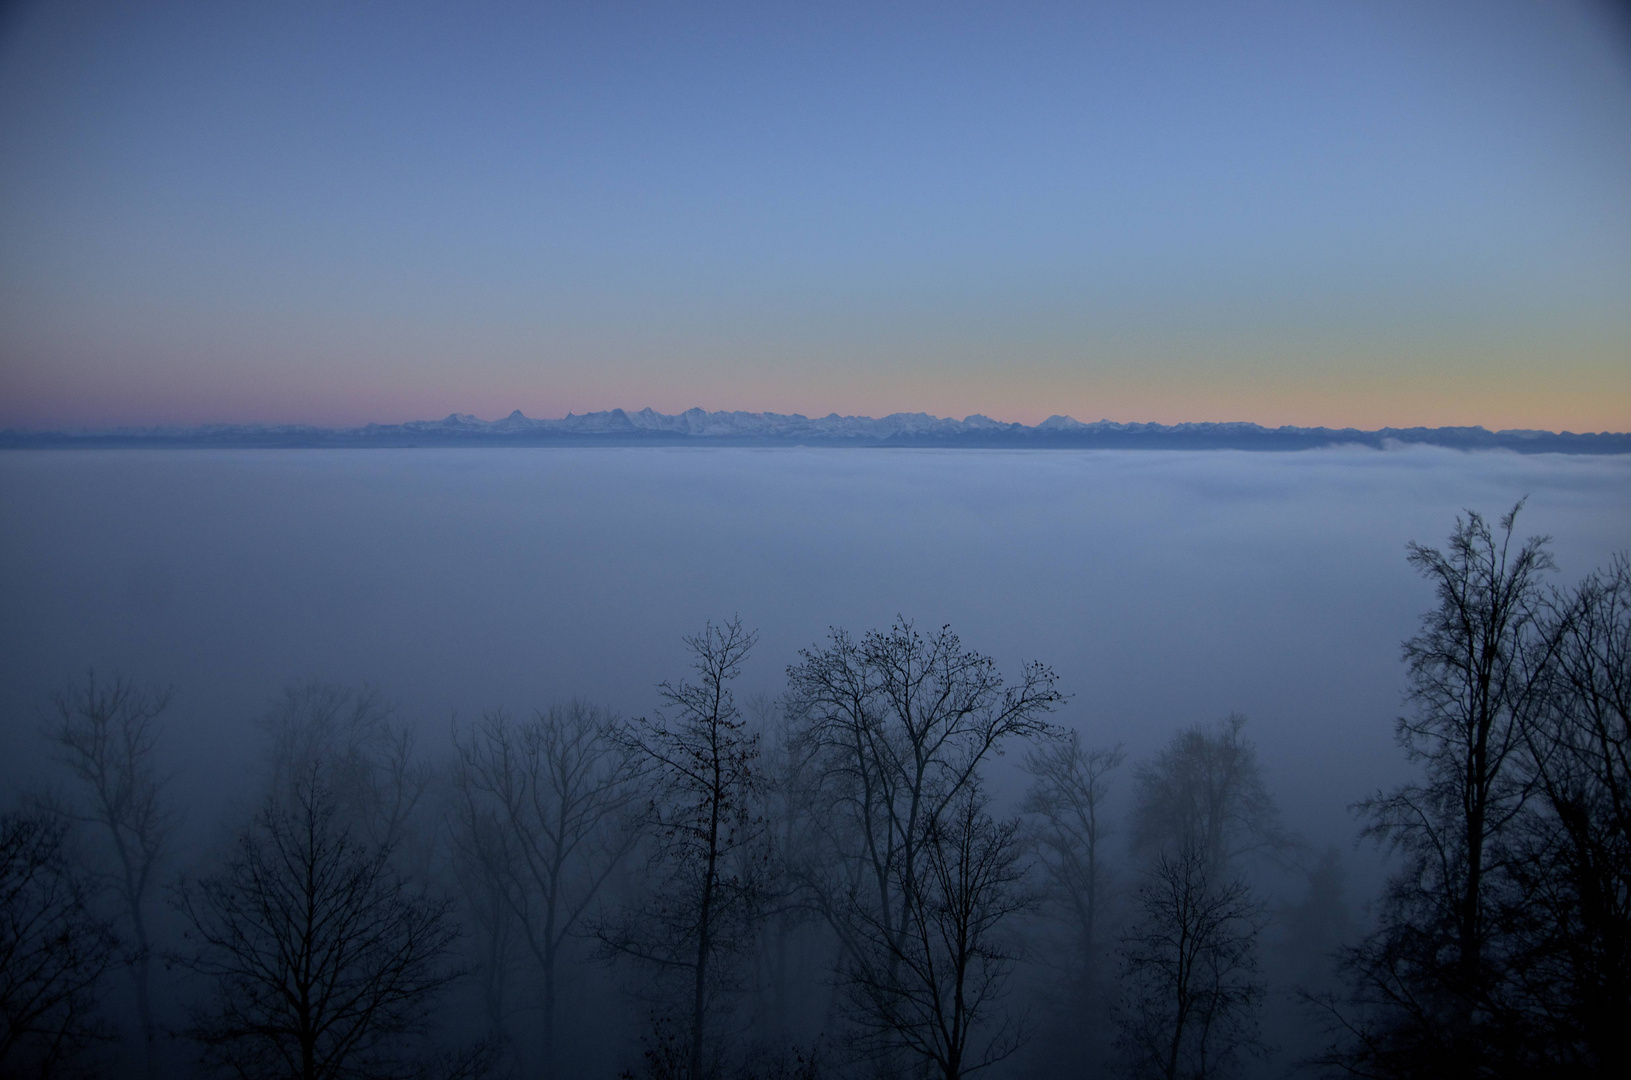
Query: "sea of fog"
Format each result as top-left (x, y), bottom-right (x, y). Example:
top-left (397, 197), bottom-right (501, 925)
top-left (2, 445), bottom-right (1627, 863)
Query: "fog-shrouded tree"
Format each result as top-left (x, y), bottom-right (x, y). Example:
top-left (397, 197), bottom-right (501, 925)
top-left (1277, 847), bottom-right (1357, 1002)
top-left (1115, 839), bottom-right (1266, 1080)
top-left (1499, 552), bottom-right (1631, 1074)
top-left (448, 796), bottom-right (519, 1068)
top-left (845, 787), bottom-right (1034, 1080)
top-left (750, 694), bottom-right (830, 1052)
top-left (782, 618), bottom-right (1061, 1049)
top-left (1326, 504), bottom-right (1556, 1077)
top-left (1130, 714), bottom-right (1292, 881)
top-left (450, 701), bottom-right (640, 1074)
top-left (0, 809), bottom-right (117, 1078)
top-left (1023, 733), bottom-right (1126, 984)
top-left (174, 760), bottom-right (471, 1080)
top-left (600, 618), bottom-right (768, 1080)
top-left (1116, 717), bottom-right (1282, 1080)
top-left (47, 671), bottom-right (176, 1080)
top-left (261, 680), bottom-right (431, 861)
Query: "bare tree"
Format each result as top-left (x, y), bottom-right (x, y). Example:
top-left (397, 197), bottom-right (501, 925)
top-left (750, 695), bottom-right (830, 1050)
top-left (1131, 714), bottom-right (1291, 880)
top-left (47, 670), bottom-right (176, 1080)
top-left (846, 789), bottom-right (1034, 1080)
top-left (0, 810), bottom-right (116, 1078)
top-left (174, 761), bottom-right (469, 1080)
top-left (1114, 717), bottom-right (1281, 1080)
top-left (1327, 504), bottom-right (1555, 1077)
top-left (451, 701), bottom-right (639, 1074)
top-left (261, 680), bottom-right (430, 857)
top-left (447, 796), bottom-right (520, 1066)
top-left (600, 618), bottom-right (768, 1080)
top-left (1115, 840), bottom-right (1265, 1080)
top-left (1023, 733), bottom-right (1126, 982)
top-left (783, 619), bottom-right (1061, 966)
top-left (1501, 553), bottom-right (1631, 1074)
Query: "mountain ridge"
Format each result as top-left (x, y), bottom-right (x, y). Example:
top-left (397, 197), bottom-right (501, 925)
top-left (4, 407), bottom-right (1627, 453)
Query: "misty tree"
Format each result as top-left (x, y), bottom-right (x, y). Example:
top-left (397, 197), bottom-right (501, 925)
top-left (448, 790), bottom-right (520, 1066)
top-left (600, 618), bottom-right (768, 1080)
top-left (1023, 732), bottom-right (1125, 984)
top-left (261, 680), bottom-right (431, 859)
top-left (47, 670), bottom-right (177, 1080)
top-left (174, 760), bottom-right (470, 1080)
top-left (451, 700), bottom-right (640, 1073)
top-left (1328, 504), bottom-right (1555, 1077)
top-left (1115, 839), bottom-right (1265, 1080)
top-left (1276, 847), bottom-right (1357, 1000)
top-left (845, 788), bottom-right (1034, 1080)
top-left (782, 618), bottom-right (1061, 1055)
top-left (1113, 716), bottom-right (1282, 1080)
top-left (1130, 713), bottom-right (1292, 880)
top-left (750, 694), bottom-right (830, 1051)
top-left (0, 809), bottom-right (117, 1078)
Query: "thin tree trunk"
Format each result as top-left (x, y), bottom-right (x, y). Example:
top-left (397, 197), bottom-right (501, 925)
top-left (691, 780), bottom-right (721, 1080)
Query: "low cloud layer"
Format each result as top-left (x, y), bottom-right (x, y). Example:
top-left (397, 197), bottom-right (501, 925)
top-left (1, 445), bottom-right (1626, 848)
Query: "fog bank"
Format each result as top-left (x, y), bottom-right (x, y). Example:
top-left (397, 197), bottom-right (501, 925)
top-left (2, 445), bottom-right (1627, 848)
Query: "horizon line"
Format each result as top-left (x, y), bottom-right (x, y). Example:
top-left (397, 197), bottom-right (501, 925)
top-left (5, 404), bottom-right (1629, 439)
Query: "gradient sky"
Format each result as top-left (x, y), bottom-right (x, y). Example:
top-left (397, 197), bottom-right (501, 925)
top-left (1, 0), bottom-right (1628, 431)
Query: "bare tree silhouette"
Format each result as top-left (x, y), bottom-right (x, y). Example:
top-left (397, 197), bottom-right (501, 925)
top-left (1130, 714), bottom-right (1293, 880)
top-left (1502, 553), bottom-right (1631, 1074)
top-left (1328, 503), bottom-right (1556, 1077)
top-left (174, 762), bottom-right (470, 1080)
top-left (600, 618), bottom-right (768, 1080)
top-left (0, 810), bottom-right (116, 1078)
top-left (451, 701), bottom-right (639, 1073)
top-left (1023, 733), bottom-right (1125, 983)
top-left (1115, 840), bottom-right (1265, 1080)
top-left (47, 671), bottom-right (176, 1080)
top-left (260, 681), bottom-right (431, 858)
top-left (845, 788), bottom-right (1033, 1080)
top-left (783, 618), bottom-right (1061, 1065)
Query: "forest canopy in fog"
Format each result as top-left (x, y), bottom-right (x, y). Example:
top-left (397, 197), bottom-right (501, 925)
top-left (3, 499), bottom-right (1628, 1080)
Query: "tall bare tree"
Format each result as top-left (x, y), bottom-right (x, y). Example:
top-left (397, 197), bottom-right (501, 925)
top-left (260, 680), bottom-right (430, 858)
top-left (447, 793), bottom-right (520, 1064)
top-left (1118, 717), bottom-right (1280, 1080)
top-left (1115, 840), bottom-right (1265, 1080)
top-left (174, 760), bottom-right (468, 1080)
top-left (784, 620), bottom-right (1061, 973)
top-left (845, 788), bottom-right (1034, 1080)
top-left (48, 671), bottom-right (176, 1080)
top-left (751, 694), bottom-right (830, 1050)
top-left (1023, 733), bottom-right (1125, 982)
top-left (1130, 714), bottom-right (1291, 881)
top-left (1502, 553), bottom-right (1631, 1074)
top-left (0, 810), bottom-right (116, 1078)
top-left (601, 618), bottom-right (767, 1080)
top-left (1328, 503), bottom-right (1556, 1077)
top-left (451, 701), bottom-right (639, 1074)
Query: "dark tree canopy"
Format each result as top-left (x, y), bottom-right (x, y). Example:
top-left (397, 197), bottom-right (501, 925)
top-left (0, 810), bottom-right (116, 1078)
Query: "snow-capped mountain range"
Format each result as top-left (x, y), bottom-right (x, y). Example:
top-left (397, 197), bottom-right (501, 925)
top-left (5, 407), bottom-right (1627, 453)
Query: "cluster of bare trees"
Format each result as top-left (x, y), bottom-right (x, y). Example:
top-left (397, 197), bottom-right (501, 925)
top-left (4, 505), bottom-right (1625, 1080)
top-left (1315, 504), bottom-right (1631, 1079)
top-left (0, 627), bottom-right (1313, 1080)
top-left (3, 679), bottom-right (475, 1080)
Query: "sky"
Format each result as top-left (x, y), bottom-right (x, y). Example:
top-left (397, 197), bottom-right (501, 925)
top-left (0, 0), bottom-right (1628, 431)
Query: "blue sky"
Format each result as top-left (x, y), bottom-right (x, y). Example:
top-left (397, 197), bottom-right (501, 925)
top-left (1, 0), bottom-right (1627, 429)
